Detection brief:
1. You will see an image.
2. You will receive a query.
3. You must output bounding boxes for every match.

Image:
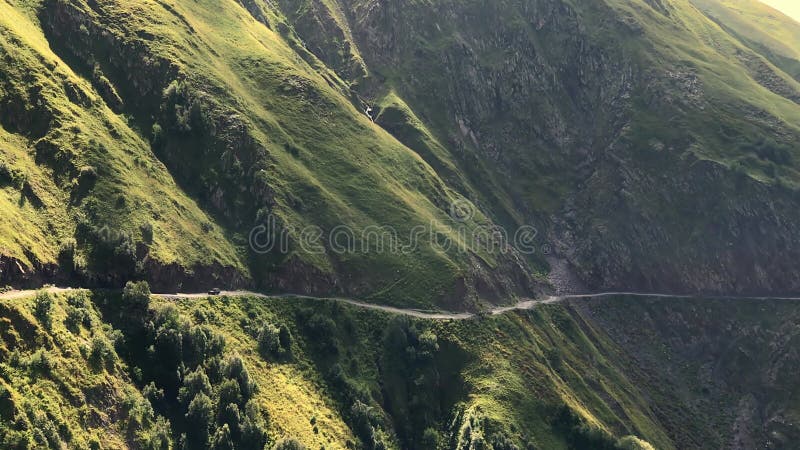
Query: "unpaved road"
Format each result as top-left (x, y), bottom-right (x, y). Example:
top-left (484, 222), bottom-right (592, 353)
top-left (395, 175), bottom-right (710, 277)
top-left (157, 291), bottom-right (476, 320)
top-left (3, 287), bottom-right (800, 321)
top-left (0, 286), bottom-right (76, 300)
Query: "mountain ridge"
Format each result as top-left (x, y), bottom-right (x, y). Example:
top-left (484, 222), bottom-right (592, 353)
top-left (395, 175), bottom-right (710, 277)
top-left (3, 0), bottom-right (800, 448)
top-left (2, 0), bottom-right (800, 309)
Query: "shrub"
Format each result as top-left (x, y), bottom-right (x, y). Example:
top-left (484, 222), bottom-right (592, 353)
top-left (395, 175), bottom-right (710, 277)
top-left (257, 324), bottom-right (280, 356)
top-left (151, 123), bottom-right (164, 146)
top-left (141, 222), bottom-right (154, 244)
top-left (58, 240), bottom-right (77, 270)
top-left (421, 428), bottom-right (442, 449)
top-left (183, 325), bottom-right (211, 368)
top-left (27, 350), bottom-right (55, 374)
top-left (546, 348), bottom-right (562, 370)
top-left (185, 393), bottom-right (214, 447)
top-left (327, 363), bottom-right (371, 408)
top-left (89, 336), bottom-right (117, 370)
top-left (33, 291), bottom-right (53, 329)
top-left (0, 162), bottom-right (26, 188)
top-left (273, 438), bottom-right (306, 450)
top-left (218, 402), bottom-right (240, 434)
top-left (489, 432), bottom-right (520, 450)
top-left (0, 386), bottom-right (13, 420)
top-left (122, 388), bottom-right (156, 434)
top-left (416, 330), bottom-right (439, 360)
top-left (142, 382), bottom-right (165, 405)
top-left (78, 165), bottom-right (98, 181)
top-left (66, 290), bottom-right (89, 307)
top-left (616, 436), bottom-right (656, 450)
top-left (211, 423), bottom-right (234, 450)
top-left (258, 322), bottom-right (291, 358)
top-left (178, 368), bottom-right (212, 407)
top-left (136, 416), bottom-right (172, 450)
top-left (351, 401), bottom-right (380, 449)
top-left (76, 166), bottom-right (98, 193)
top-left (123, 281), bottom-right (151, 312)
top-left (80, 224), bottom-right (138, 279)
top-left (306, 314), bottom-right (338, 353)
top-left (153, 326), bottom-right (183, 386)
top-left (239, 400), bottom-right (269, 449)
top-left (284, 142), bottom-right (300, 157)
top-left (64, 306), bottom-right (90, 333)
top-left (113, 237), bottom-right (137, 272)
top-left (224, 356), bottom-right (255, 400)
top-left (278, 324), bottom-right (292, 353)
top-left (217, 379), bottom-right (242, 407)
top-left (28, 407), bottom-right (61, 448)
top-left (553, 405), bottom-right (618, 450)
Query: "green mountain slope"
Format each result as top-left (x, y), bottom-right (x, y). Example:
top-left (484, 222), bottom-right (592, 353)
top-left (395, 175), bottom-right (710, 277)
top-left (691, 0), bottom-right (800, 79)
top-left (5, 0), bottom-right (800, 448)
top-left (3, 0), bottom-right (800, 306)
top-left (2, 0), bottom-right (544, 308)
top-left (3, 289), bottom-right (800, 449)
top-left (0, 0), bottom-right (247, 290)
top-left (0, 290), bottom-right (170, 448)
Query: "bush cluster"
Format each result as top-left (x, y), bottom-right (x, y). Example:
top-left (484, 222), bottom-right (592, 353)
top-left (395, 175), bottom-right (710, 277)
top-left (381, 318), bottom-right (441, 448)
top-left (121, 387), bottom-right (172, 450)
top-left (257, 322), bottom-right (292, 359)
top-left (0, 162), bottom-right (27, 188)
top-left (119, 299), bottom-right (270, 450)
top-left (32, 291), bottom-right (53, 330)
top-left (739, 137), bottom-right (792, 166)
top-left (89, 335), bottom-right (117, 371)
top-left (123, 281), bottom-right (151, 312)
top-left (64, 291), bottom-right (93, 333)
top-left (76, 220), bottom-right (140, 281)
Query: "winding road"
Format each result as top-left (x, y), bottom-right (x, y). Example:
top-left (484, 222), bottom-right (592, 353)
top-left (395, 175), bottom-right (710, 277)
top-left (4, 287), bottom-right (800, 320)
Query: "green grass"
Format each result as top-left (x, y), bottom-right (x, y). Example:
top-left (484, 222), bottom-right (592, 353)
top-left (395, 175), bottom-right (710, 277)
top-left (4, 290), bottom-right (800, 449)
top-left (122, 294), bottom-right (674, 449)
top-left (0, 128), bottom-right (69, 267)
top-left (282, 0), bottom-right (800, 293)
top-left (0, 0), bottom-right (246, 280)
top-left (691, 0), bottom-right (800, 79)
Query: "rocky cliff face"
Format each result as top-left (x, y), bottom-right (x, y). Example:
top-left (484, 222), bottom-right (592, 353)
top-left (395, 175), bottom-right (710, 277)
top-left (578, 296), bottom-right (800, 448)
top-left (274, 0), bottom-right (800, 295)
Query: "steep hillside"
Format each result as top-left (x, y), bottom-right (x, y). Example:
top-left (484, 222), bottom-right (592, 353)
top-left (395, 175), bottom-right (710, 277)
top-left (0, 0), bottom-right (248, 291)
top-left (277, 0), bottom-right (800, 295)
top-left (0, 289), bottom-right (171, 448)
top-left (3, 0), bottom-right (800, 306)
top-left (2, 0), bottom-right (547, 309)
top-left (692, 0), bottom-right (800, 80)
top-left (2, 289), bottom-right (799, 449)
top-left (5, 1), bottom-right (800, 448)
top-left (579, 295), bottom-right (800, 449)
